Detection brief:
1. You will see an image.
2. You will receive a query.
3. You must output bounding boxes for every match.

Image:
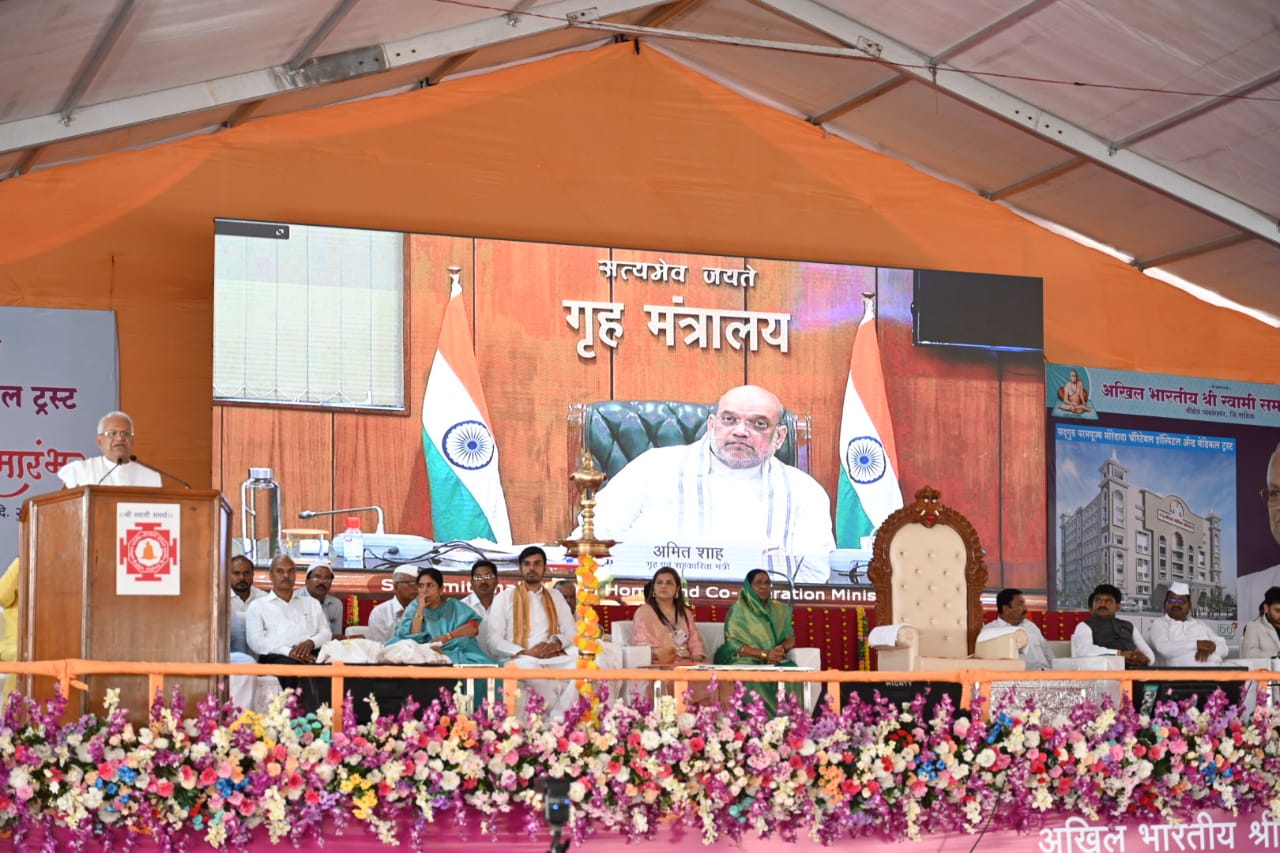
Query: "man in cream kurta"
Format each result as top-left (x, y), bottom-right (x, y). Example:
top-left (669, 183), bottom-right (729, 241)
top-left (1236, 442), bottom-right (1280, 619)
top-left (1146, 582), bottom-right (1227, 667)
top-left (588, 386), bottom-right (834, 584)
top-left (480, 546), bottom-right (577, 719)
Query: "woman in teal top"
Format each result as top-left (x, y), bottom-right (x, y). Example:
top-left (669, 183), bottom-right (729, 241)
top-left (714, 569), bottom-right (798, 714)
top-left (392, 567), bottom-right (497, 666)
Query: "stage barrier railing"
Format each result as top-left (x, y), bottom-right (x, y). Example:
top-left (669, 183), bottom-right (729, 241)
top-left (2, 660), bottom-right (1277, 729)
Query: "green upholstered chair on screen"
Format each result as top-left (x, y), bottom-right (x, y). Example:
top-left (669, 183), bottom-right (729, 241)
top-left (566, 400), bottom-right (811, 525)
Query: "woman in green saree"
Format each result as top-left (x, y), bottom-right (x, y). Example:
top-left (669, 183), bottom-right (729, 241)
top-left (714, 569), bottom-right (798, 714)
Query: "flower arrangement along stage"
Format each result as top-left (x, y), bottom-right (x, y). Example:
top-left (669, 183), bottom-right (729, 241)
top-left (1, 683), bottom-right (1279, 851)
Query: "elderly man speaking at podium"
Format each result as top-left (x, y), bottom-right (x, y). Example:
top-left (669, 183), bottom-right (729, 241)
top-left (56, 411), bottom-right (162, 488)
top-left (588, 385), bottom-right (834, 584)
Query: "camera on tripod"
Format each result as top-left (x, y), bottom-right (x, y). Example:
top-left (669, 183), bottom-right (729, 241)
top-left (544, 778), bottom-right (571, 827)
top-left (542, 777), bottom-right (572, 853)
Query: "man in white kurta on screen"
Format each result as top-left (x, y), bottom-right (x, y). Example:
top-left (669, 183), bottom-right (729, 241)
top-left (587, 385), bottom-right (835, 584)
top-left (480, 546), bottom-right (578, 719)
top-left (56, 410), bottom-right (162, 488)
top-left (1236, 441), bottom-right (1280, 620)
top-left (1146, 582), bottom-right (1227, 667)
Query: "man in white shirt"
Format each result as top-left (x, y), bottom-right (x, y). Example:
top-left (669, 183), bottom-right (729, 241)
top-left (366, 566), bottom-right (418, 644)
top-left (227, 554), bottom-right (270, 710)
top-left (1241, 586), bottom-right (1280, 659)
top-left (461, 559), bottom-right (499, 619)
top-left (977, 588), bottom-right (1054, 670)
top-left (1070, 583), bottom-right (1153, 668)
top-left (245, 555), bottom-right (331, 708)
top-left (587, 386), bottom-right (835, 584)
top-left (481, 546), bottom-right (577, 719)
top-left (56, 411), bottom-right (163, 488)
top-left (296, 561), bottom-right (344, 639)
top-left (1146, 582), bottom-right (1227, 667)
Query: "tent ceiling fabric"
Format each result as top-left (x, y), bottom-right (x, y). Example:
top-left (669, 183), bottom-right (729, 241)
top-left (1, 0), bottom-right (1276, 322)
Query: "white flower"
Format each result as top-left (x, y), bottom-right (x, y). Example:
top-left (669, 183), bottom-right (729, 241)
top-left (976, 749), bottom-right (997, 768)
top-left (640, 730), bottom-right (661, 751)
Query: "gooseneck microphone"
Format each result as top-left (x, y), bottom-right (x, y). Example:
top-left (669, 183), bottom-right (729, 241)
top-left (130, 454), bottom-right (193, 489)
top-left (97, 456), bottom-right (126, 484)
top-left (298, 505), bottom-right (386, 534)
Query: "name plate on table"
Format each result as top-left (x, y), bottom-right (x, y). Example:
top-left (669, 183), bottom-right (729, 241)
top-left (597, 538), bottom-right (763, 581)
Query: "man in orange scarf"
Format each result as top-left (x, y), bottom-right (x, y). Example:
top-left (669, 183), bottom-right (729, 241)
top-left (481, 546), bottom-right (578, 719)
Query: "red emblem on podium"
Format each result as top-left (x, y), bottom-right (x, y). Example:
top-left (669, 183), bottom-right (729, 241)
top-left (119, 521), bottom-right (176, 582)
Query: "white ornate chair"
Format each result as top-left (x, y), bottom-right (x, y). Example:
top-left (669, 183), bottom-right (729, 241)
top-left (868, 486), bottom-right (1025, 672)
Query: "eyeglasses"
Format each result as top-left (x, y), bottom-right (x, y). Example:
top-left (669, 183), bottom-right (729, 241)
top-left (714, 412), bottom-right (773, 433)
top-left (472, 573), bottom-right (497, 581)
top-left (1261, 487), bottom-right (1280, 503)
top-left (101, 430), bottom-right (134, 439)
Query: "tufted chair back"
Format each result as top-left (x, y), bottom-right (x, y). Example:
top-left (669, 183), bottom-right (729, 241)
top-left (567, 401), bottom-right (811, 523)
top-left (868, 486), bottom-right (990, 666)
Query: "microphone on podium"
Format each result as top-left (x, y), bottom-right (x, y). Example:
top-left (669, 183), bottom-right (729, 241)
top-left (97, 456), bottom-right (126, 484)
top-left (130, 454), bottom-right (193, 489)
top-left (298, 506), bottom-right (386, 534)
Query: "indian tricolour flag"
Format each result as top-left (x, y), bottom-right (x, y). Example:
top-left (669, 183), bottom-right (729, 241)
top-left (421, 270), bottom-right (512, 545)
top-left (835, 296), bottom-right (903, 548)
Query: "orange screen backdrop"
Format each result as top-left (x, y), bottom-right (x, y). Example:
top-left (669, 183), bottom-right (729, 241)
top-left (1, 45), bottom-right (1275, 588)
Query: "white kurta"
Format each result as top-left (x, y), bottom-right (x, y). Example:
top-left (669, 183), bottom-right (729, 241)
top-left (244, 592), bottom-right (331, 658)
top-left (481, 585), bottom-right (578, 718)
top-left (1237, 563), bottom-right (1280, 623)
top-left (1070, 619), bottom-right (1155, 663)
top-left (1146, 615), bottom-right (1227, 666)
top-left (589, 439), bottom-right (835, 583)
top-left (365, 597), bottom-right (408, 644)
top-left (57, 455), bottom-right (162, 488)
top-left (978, 616), bottom-right (1054, 671)
top-left (1241, 615), bottom-right (1280, 659)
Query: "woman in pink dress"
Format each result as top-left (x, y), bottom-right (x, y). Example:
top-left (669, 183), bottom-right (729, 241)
top-left (631, 567), bottom-right (714, 705)
top-left (632, 566), bottom-right (706, 664)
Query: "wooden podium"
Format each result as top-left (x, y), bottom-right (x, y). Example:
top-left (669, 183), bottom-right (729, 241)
top-left (19, 486), bottom-right (231, 719)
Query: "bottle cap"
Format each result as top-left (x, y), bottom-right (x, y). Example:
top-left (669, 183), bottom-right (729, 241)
top-left (345, 516), bottom-right (360, 528)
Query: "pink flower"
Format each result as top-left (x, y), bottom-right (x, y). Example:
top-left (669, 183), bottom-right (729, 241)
top-left (502, 750), bottom-right (519, 766)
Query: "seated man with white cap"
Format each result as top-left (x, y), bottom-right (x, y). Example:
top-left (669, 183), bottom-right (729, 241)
top-left (366, 566), bottom-right (419, 644)
top-left (1146, 582), bottom-right (1227, 667)
top-left (296, 560), bottom-right (344, 640)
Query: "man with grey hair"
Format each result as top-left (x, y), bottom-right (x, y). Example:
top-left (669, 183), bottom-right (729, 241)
top-left (586, 385), bottom-right (834, 583)
top-left (56, 410), bottom-right (162, 488)
top-left (1237, 441), bottom-right (1280, 620)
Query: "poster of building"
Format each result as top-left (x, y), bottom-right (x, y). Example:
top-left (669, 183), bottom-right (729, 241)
top-left (1046, 363), bottom-right (1280, 620)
